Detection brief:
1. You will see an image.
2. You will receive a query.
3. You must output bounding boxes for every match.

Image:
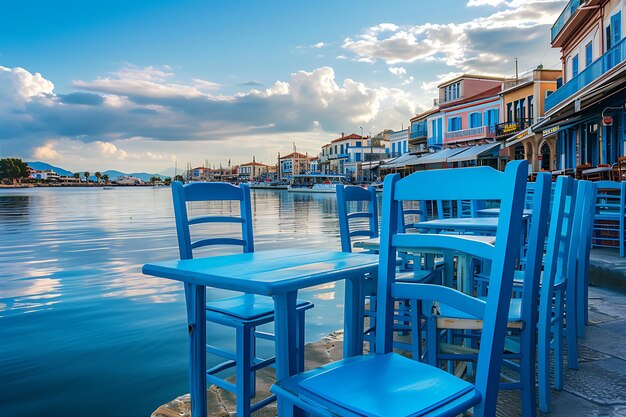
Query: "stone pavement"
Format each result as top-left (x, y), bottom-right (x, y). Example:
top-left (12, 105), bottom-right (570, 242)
top-left (152, 249), bottom-right (626, 417)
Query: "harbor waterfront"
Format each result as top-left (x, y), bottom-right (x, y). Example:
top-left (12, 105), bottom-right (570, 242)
top-left (0, 187), bottom-right (351, 417)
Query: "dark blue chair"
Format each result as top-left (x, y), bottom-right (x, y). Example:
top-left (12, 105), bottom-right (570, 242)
top-left (591, 180), bottom-right (626, 256)
top-left (272, 161), bottom-right (529, 417)
top-left (576, 182), bottom-right (598, 337)
top-left (425, 171), bottom-right (551, 417)
top-left (172, 181), bottom-right (313, 416)
top-left (536, 176), bottom-right (578, 413)
top-left (336, 185), bottom-right (436, 358)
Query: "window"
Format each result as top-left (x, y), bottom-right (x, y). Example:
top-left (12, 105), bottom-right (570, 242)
top-left (585, 42), bottom-right (593, 67)
top-left (340, 144), bottom-right (344, 154)
top-left (484, 109), bottom-right (499, 127)
top-left (403, 141), bottom-right (407, 153)
top-left (572, 54), bottom-right (579, 78)
top-left (507, 103), bottom-right (513, 122)
top-left (519, 98), bottom-right (526, 121)
top-left (448, 116), bottom-right (462, 132)
top-left (355, 141), bottom-right (361, 147)
top-left (443, 82), bottom-right (461, 102)
top-left (528, 95), bottom-right (534, 123)
top-left (392, 143), bottom-right (396, 154)
top-left (356, 153), bottom-right (361, 162)
top-left (469, 112), bottom-right (482, 128)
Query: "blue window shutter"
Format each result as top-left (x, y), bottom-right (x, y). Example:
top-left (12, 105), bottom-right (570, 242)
top-left (585, 42), bottom-right (593, 67)
top-left (612, 11), bottom-right (622, 43)
top-left (572, 54), bottom-right (579, 78)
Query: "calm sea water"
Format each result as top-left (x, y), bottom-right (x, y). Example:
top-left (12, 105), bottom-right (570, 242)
top-left (0, 187), bottom-right (350, 417)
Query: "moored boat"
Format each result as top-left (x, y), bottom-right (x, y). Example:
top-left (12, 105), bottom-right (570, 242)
top-left (249, 179), bottom-right (289, 190)
top-left (287, 174), bottom-right (347, 193)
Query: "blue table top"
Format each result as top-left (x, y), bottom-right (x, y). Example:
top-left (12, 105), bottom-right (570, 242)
top-left (476, 208), bottom-right (533, 216)
top-left (142, 249), bottom-right (380, 296)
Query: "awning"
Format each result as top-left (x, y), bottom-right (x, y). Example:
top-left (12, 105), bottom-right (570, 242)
top-left (410, 148), bottom-right (466, 165)
top-left (381, 153), bottom-right (420, 168)
top-left (447, 143), bottom-right (500, 163)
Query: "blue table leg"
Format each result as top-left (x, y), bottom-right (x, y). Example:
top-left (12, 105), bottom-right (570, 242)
top-left (186, 283), bottom-right (207, 417)
top-left (344, 275), bottom-right (364, 357)
top-left (273, 291), bottom-right (299, 417)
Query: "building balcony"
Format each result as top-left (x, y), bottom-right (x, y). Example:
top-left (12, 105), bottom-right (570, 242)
top-left (551, 0), bottom-right (580, 42)
top-left (444, 126), bottom-right (495, 142)
top-left (409, 128), bottom-right (427, 139)
top-left (545, 37), bottom-right (626, 112)
top-left (427, 137), bottom-right (442, 148)
top-left (495, 119), bottom-right (532, 137)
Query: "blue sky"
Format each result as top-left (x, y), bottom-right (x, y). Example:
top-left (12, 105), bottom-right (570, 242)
top-left (0, 0), bottom-right (565, 173)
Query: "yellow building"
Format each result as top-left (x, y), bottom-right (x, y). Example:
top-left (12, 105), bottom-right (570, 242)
top-left (496, 68), bottom-right (562, 171)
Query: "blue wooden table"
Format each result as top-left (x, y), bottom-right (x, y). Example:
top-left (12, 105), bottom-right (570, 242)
top-left (142, 248), bottom-right (379, 417)
top-left (415, 217), bottom-right (499, 233)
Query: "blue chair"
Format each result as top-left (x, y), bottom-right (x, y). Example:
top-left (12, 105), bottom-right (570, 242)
top-left (591, 180), bottom-right (626, 256)
top-left (537, 176), bottom-right (578, 413)
top-left (576, 182), bottom-right (598, 337)
top-left (336, 185), bottom-right (436, 357)
top-left (172, 181), bottom-right (313, 416)
top-left (272, 160), bottom-right (529, 417)
top-left (424, 172), bottom-right (551, 417)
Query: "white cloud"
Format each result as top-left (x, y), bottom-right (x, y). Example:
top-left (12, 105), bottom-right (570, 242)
top-left (313, 42), bottom-right (326, 48)
top-left (33, 143), bottom-right (61, 160)
top-left (0, 66), bottom-right (54, 106)
top-left (388, 66), bottom-right (407, 75)
top-left (0, 65), bottom-right (417, 169)
top-left (341, 1), bottom-right (564, 73)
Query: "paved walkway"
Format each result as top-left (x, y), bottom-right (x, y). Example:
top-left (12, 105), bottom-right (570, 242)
top-left (152, 249), bottom-right (626, 417)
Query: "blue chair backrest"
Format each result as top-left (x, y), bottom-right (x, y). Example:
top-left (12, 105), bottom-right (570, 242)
top-left (593, 180), bottom-right (625, 217)
top-left (538, 176), bottom-right (576, 318)
top-left (377, 160), bottom-right (528, 415)
top-left (519, 172), bottom-right (552, 329)
top-left (172, 181), bottom-right (254, 260)
top-left (336, 185), bottom-right (378, 252)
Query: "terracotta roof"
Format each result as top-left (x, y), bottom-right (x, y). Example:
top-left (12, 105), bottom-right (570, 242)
top-left (410, 108), bottom-right (440, 122)
top-left (331, 133), bottom-right (363, 143)
top-left (240, 161), bottom-right (271, 167)
top-left (280, 152), bottom-right (311, 160)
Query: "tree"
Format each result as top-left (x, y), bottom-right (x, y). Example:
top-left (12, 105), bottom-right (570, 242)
top-left (173, 174), bottom-right (184, 183)
top-left (73, 172), bottom-right (80, 179)
top-left (149, 176), bottom-right (161, 184)
top-left (102, 174), bottom-right (109, 185)
top-left (163, 177), bottom-right (172, 186)
top-left (0, 158), bottom-right (29, 184)
top-left (95, 172), bottom-right (102, 184)
top-left (84, 171), bottom-right (90, 184)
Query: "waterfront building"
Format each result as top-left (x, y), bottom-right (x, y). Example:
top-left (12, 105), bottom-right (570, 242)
top-left (389, 128), bottom-right (410, 158)
top-left (439, 75), bottom-right (504, 150)
top-left (534, 0), bottom-right (626, 170)
top-left (409, 110), bottom-right (436, 153)
top-left (190, 166), bottom-right (213, 181)
top-left (238, 161), bottom-right (275, 181)
top-left (496, 68), bottom-right (562, 171)
top-left (29, 169), bottom-right (61, 181)
top-left (279, 152), bottom-right (313, 179)
top-left (116, 176), bottom-right (144, 185)
top-left (309, 156), bottom-right (320, 173)
top-left (426, 109), bottom-right (445, 151)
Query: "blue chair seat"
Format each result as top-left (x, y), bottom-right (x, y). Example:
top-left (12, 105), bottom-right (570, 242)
top-left (273, 353), bottom-right (480, 417)
top-left (206, 294), bottom-right (312, 320)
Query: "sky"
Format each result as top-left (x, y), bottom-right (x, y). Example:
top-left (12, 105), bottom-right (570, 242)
top-left (0, 0), bottom-right (566, 174)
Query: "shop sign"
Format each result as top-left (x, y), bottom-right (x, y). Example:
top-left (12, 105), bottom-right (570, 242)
top-left (543, 126), bottom-right (560, 137)
top-left (603, 116), bottom-right (613, 126)
top-left (574, 99), bottom-right (581, 112)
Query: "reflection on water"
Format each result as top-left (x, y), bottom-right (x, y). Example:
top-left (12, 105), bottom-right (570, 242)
top-left (0, 187), bottom-right (346, 417)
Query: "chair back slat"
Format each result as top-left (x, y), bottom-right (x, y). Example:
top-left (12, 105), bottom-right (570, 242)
top-left (188, 216), bottom-right (245, 225)
top-left (376, 160), bottom-right (528, 416)
top-left (191, 238), bottom-right (247, 249)
top-left (347, 212), bottom-right (373, 220)
top-left (172, 181), bottom-right (254, 260)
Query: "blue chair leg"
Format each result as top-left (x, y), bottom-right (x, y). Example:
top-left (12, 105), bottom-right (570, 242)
top-left (554, 291), bottom-right (565, 391)
top-left (519, 327), bottom-right (537, 417)
top-left (410, 299), bottom-right (421, 360)
top-left (566, 290), bottom-right (579, 370)
top-left (426, 315), bottom-right (438, 366)
top-left (248, 326), bottom-right (256, 399)
top-left (235, 324), bottom-right (252, 417)
top-left (538, 306), bottom-right (552, 413)
top-left (297, 309), bottom-right (306, 373)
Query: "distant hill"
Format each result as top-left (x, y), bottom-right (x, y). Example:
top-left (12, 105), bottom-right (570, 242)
top-left (159, 167), bottom-right (178, 178)
top-left (26, 162), bottom-right (167, 183)
top-left (26, 161), bottom-right (74, 177)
